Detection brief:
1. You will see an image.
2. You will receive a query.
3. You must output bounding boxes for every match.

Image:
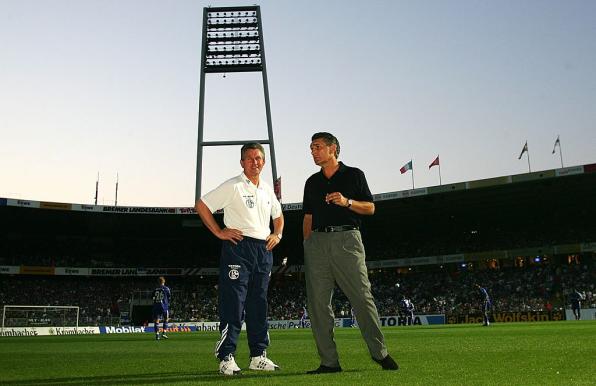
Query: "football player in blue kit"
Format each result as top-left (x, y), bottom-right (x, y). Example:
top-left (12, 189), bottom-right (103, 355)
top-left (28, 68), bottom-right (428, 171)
top-left (475, 284), bottom-right (492, 326)
top-left (399, 296), bottom-right (414, 326)
top-left (299, 306), bottom-right (309, 328)
top-left (570, 289), bottom-right (584, 320)
top-left (152, 276), bottom-right (171, 340)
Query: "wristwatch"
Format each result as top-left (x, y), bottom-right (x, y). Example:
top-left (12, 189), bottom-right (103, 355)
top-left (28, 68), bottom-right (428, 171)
top-left (275, 233), bottom-right (283, 240)
top-left (347, 199), bottom-right (353, 208)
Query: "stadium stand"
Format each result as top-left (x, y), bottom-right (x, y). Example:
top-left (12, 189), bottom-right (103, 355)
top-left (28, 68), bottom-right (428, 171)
top-left (1, 164), bottom-right (595, 325)
top-left (0, 261), bottom-right (593, 324)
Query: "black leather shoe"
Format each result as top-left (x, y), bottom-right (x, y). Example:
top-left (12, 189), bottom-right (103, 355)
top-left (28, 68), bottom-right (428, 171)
top-left (373, 354), bottom-right (399, 370)
top-left (306, 365), bottom-right (343, 374)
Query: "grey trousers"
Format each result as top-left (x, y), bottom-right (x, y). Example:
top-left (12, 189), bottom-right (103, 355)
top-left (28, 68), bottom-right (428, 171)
top-left (304, 230), bottom-right (388, 367)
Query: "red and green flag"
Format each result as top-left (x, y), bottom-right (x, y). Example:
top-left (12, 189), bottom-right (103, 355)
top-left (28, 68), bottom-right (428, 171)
top-left (400, 160), bottom-right (412, 174)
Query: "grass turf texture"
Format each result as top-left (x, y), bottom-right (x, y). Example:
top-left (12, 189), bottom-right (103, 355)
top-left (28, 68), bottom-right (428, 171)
top-left (1, 321), bottom-right (594, 385)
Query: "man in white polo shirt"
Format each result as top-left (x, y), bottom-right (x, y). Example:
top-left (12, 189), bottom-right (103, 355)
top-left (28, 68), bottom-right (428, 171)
top-left (195, 143), bottom-right (284, 376)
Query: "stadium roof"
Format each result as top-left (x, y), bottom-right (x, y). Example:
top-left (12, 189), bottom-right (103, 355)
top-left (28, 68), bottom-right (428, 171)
top-left (1, 163), bottom-right (594, 215)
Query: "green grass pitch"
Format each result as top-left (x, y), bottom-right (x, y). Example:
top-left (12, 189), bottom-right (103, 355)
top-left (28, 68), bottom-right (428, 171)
top-left (1, 321), bottom-right (595, 385)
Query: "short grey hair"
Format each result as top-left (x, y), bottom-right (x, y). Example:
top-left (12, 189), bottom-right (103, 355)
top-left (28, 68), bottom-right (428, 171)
top-left (241, 143), bottom-right (266, 159)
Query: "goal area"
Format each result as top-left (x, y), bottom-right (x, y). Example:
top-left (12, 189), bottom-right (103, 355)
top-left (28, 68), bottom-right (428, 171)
top-left (2, 305), bottom-right (80, 332)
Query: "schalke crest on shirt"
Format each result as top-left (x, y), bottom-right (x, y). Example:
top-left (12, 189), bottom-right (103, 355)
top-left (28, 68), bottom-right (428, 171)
top-left (244, 195), bottom-right (255, 208)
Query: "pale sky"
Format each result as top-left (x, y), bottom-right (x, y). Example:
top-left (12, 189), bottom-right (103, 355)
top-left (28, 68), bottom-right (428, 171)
top-left (1, 0), bottom-right (595, 207)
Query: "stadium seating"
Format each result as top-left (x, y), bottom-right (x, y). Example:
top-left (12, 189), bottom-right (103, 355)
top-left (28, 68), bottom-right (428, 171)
top-left (1, 261), bottom-right (593, 325)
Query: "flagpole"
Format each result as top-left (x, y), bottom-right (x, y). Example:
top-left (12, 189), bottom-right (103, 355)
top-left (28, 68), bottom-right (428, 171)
top-left (559, 137), bottom-right (564, 168)
top-left (411, 160), bottom-right (415, 189)
top-left (526, 149), bottom-right (531, 173)
top-left (438, 159), bottom-right (442, 185)
top-left (94, 172), bottom-right (99, 205)
top-left (115, 173), bottom-right (119, 206)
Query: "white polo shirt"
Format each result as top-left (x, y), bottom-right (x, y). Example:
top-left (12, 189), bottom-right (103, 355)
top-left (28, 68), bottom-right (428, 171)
top-left (201, 173), bottom-right (282, 240)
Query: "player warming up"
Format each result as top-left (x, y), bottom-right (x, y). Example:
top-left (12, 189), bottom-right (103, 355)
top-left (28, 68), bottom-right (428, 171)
top-left (299, 306), bottom-right (309, 328)
top-left (350, 307), bottom-right (357, 328)
top-left (570, 289), bottom-right (585, 320)
top-left (152, 276), bottom-right (172, 340)
top-left (399, 296), bottom-right (415, 326)
top-left (475, 284), bottom-right (492, 326)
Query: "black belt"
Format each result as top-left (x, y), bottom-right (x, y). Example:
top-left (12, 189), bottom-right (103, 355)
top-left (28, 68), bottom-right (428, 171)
top-left (314, 225), bottom-right (359, 233)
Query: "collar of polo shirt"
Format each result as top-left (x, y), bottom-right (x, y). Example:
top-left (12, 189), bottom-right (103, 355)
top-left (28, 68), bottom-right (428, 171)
top-left (243, 173), bottom-right (260, 188)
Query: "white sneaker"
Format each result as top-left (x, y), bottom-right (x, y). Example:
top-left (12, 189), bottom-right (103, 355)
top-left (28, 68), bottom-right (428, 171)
top-left (219, 354), bottom-right (241, 376)
top-left (249, 351), bottom-right (280, 371)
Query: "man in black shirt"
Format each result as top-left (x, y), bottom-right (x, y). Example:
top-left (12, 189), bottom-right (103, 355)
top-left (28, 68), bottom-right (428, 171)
top-left (302, 132), bottom-right (398, 374)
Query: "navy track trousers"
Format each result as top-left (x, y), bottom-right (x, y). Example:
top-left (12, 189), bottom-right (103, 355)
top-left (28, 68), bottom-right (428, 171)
top-left (215, 237), bottom-right (272, 359)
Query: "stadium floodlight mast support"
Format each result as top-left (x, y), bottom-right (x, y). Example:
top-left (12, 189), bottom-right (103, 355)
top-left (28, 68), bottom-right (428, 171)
top-left (195, 5), bottom-right (278, 200)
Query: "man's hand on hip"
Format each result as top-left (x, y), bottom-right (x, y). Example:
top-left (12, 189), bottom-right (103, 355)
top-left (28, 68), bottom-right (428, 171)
top-left (218, 228), bottom-right (243, 244)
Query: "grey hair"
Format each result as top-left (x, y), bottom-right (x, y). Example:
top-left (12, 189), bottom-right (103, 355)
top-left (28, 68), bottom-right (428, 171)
top-left (241, 143), bottom-right (266, 160)
top-left (311, 132), bottom-right (340, 158)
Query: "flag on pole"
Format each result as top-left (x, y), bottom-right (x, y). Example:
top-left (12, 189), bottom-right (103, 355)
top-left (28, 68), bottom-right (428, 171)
top-left (400, 160), bottom-right (413, 174)
top-left (518, 141), bottom-right (528, 160)
top-left (273, 177), bottom-right (282, 201)
top-left (552, 136), bottom-right (560, 154)
top-left (429, 156), bottom-right (440, 169)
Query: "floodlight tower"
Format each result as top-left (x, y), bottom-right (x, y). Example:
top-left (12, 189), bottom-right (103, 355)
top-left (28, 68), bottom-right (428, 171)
top-left (195, 5), bottom-right (278, 201)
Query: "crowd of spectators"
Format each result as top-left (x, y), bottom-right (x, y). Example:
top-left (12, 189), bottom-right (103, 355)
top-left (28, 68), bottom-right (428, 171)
top-left (2, 220), bottom-right (594, 269)
top-left (1, 259), bottom-right (593, 326)
top-left (368, 261), bottom-right (595, 316)
top-left (365, 226), bottom-right (596, 262)
top-left (0, 237), bottom-right (214, 269)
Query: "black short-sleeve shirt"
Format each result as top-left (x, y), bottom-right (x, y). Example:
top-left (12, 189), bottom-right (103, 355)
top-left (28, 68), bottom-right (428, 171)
top-left (303, 162), bottom-right (374, 229)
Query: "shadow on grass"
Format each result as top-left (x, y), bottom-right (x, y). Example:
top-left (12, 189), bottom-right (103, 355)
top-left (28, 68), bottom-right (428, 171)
top-left (1, 369), bottom-right (358, 385)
